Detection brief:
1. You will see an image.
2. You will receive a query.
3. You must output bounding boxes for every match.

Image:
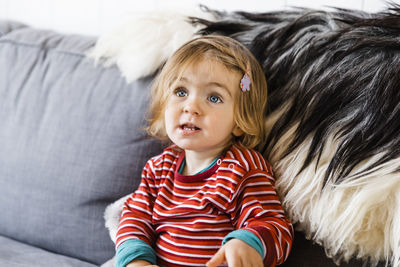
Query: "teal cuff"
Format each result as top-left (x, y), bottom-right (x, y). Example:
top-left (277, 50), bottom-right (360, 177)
top-left (116, 239), bottom-right (157, 267)
top-left (223, 229), bottom-right (264, 259)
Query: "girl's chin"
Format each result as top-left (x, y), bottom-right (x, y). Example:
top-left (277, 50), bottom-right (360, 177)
top-left (174, 142), bottom-right (226, 155)
top-left (173, 141), bottom-right (206, 151)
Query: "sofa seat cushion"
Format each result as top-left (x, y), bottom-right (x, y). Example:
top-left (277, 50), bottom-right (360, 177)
top-left (0, 236), bottom-right (97, 267)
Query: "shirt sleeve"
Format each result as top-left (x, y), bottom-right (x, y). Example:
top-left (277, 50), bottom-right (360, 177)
top-left (115, 239), bottom-right (157, 267)
top-left (115, 159), bottom-right (158, 251)
top-left (227, 168), bottom-right (294, 266)
top-left (222, 229), bottom-right (264, 258)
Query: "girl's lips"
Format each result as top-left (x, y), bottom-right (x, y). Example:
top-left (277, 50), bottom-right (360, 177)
top-left (178, 123), bottom-right (201, 135)
top-left (179, 123), bottom-right (200, 131)
top-left (180, 124), bottom-right (200, 131)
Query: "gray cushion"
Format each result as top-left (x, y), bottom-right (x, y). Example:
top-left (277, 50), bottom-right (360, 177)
top-left (0, 235), bottom-right (97, 267)
top-left (0, 23), bottom-right (164, 264)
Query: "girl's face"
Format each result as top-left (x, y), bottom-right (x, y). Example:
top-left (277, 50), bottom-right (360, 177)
top-left (164, 58), bottom-right (243, 157)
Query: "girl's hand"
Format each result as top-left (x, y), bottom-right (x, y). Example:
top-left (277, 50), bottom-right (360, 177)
top-left (126, 259), bottom-right (159, 267)
top-left (206, 239), bottom-right (263, 267)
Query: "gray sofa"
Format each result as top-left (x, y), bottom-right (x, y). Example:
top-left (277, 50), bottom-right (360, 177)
top-left (0, 20), bottom-right (164, 266)
top-left (0, 19), bottom-right (368, 267)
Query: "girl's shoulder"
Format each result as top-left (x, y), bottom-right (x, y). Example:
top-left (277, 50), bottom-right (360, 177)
top-left (147, 144), bottom-right (183, 167)
top-left (223, 142), bottom-right (273, 174)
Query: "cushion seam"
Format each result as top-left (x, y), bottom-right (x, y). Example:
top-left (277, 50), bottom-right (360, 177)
top-left (0, 39), bottom-right (92, 58)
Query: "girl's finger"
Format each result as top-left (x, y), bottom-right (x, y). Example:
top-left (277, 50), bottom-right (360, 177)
top-left (206, 248), bottom-right (226, 267)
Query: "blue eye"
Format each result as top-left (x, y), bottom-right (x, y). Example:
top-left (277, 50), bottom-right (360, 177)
top-left (209, 95), bottom-right (222, 103)
top-left (175, 88), bottom-right (187, 97)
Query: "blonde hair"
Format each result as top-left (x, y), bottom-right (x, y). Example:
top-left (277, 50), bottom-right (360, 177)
top-left (147, 35), bottom-right (268, 149)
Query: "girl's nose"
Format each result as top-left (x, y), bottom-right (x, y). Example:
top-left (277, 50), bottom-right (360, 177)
top-left (183, 97), bottom-right (201, 115)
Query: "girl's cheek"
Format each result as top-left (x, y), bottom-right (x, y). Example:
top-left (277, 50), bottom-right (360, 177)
top-left (165, 98), bottom-right (176, 107)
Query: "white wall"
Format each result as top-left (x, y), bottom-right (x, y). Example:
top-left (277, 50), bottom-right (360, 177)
top-left (0, 0), bottom-right (393, 36)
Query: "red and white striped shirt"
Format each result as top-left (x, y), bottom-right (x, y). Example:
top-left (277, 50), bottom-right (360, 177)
top-left (116, 143), bottom-right (293, 266)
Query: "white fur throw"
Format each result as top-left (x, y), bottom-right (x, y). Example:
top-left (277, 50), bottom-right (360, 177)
top-left (88, 6), bottom-right (215, 83)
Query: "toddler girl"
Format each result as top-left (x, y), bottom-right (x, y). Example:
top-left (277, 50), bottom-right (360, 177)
top-left (115, 35), bottom-right (293, 267)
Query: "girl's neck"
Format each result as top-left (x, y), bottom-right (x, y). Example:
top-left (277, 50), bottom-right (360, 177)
top-left (182, 149), bottom-right (222, 176)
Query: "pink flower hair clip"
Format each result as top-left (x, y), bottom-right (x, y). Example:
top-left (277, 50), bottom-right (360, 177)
top-left (240, 72), bottom-right (251, 92)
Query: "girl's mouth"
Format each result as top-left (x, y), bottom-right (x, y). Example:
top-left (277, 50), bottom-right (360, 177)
top-left (180, 124), bottom-right (201, 131)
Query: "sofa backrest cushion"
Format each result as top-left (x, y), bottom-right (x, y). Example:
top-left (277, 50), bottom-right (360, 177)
top-left (0, 21), bottom-right (164, 265)
top-left (0, 19), bottom-right (27, 36)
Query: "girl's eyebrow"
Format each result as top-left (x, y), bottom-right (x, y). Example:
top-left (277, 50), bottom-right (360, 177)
top-left (206, 82), bottom-right (232, 97)
top-left (179, 77), bottom-right (232, 97)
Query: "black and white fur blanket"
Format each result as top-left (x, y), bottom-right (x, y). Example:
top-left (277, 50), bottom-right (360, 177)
top-left (191, 5), bottom-right (400, 266)
top-left (90, 4), bottom-right (400, 267)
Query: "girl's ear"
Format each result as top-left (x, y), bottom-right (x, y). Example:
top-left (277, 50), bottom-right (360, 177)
top-left (232, 125), bottom-right (244, 137)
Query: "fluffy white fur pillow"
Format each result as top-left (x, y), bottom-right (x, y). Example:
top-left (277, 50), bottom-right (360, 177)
top-left (88, 6), bottom-right (215, 83)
